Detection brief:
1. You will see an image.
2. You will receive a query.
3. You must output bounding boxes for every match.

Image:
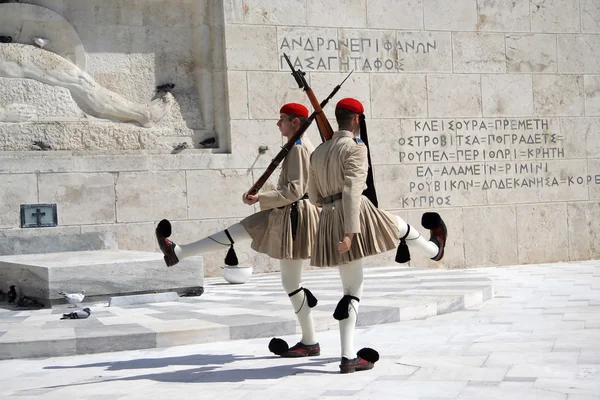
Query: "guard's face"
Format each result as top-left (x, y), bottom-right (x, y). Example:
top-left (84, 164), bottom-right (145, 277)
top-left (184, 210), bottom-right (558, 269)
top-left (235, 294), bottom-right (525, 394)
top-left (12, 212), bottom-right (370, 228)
top-left (277, 113), bottom-right (296, 138)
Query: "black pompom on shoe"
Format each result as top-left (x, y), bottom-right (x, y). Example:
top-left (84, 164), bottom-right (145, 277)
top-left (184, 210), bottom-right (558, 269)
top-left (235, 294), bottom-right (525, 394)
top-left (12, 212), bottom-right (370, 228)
top-left (268, 338), bottom-right (289, 355)
top-left (156, 219), bottom-right (172, 238)
top-left (357, 347), bottom-right (380, 363)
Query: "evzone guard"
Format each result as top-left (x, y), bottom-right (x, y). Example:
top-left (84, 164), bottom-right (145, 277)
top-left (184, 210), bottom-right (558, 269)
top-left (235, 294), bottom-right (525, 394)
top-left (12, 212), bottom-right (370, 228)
top-left (156, 103), bottom-right (322, 357)
top-left (307, 98), bottom-right (447, 373)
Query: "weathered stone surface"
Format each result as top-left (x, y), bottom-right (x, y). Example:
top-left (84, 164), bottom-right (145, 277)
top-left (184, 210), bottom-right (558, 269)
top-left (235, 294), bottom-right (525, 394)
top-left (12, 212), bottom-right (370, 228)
top-left (427, 74), bottom-right (482, 117)
top-left (516, 203), bottom-right (569, 264)
top-left (452, 33), bottom-right (506, 73)
top-left (371, 74), bottom-right (427, 118)
top-left (0, 174), bottom-right (38, 229)
top-left (0, 232), bottom-right (118, 256)
top-left (582, 0), bottom-right (600, 33)
top-left (307, 0), bottom-right (366, 28)
top-left (476, 0), bottom-right (530, 32)
top-left (531, 0), bottom-right (580, 33)
top-left (463, 206), bottom-right (518, 267)
top-left (506, 34), bottom-right (557, 73)
top-left (424, 0), bottom-right (478, 31)
top-left (482, 74), bottom-right (533, 117)
top-left (367, 0), bottom-right (423, 30)
top-left (585, 76), bottom-right (600, 116)
top-left (225, 25), bottom-right (278, 70)
top-left (567, 202), bottom-right (600, 260)
top-left (115, 171), bottom-right (187, 223)
top-left (38, 173), bottom-right (116, 225)
top-left (558, 35), bottom-right (600, 74)
top-left (242, 0), bottom-right (307, 25)
top-left (247, 72), bottom-right (307, 119)
top-left (533, 75), bottom-right (584, 116)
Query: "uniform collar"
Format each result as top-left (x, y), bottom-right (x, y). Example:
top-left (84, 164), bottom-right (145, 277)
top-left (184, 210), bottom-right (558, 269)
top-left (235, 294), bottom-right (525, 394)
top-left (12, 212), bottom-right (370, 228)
top-left (334, 130), bottom-right (356, 138)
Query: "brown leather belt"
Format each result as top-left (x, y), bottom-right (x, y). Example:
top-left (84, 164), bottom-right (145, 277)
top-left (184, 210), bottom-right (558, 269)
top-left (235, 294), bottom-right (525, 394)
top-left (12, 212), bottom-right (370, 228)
top-left (323, 193), bottom-right (342, 204)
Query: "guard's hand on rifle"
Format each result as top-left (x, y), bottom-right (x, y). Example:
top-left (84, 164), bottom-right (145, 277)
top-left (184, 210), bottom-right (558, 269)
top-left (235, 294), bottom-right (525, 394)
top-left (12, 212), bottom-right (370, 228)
top-left (242, 192), bottom-right (259, 205)
top-left (338, 233), bottom-right (354, 253)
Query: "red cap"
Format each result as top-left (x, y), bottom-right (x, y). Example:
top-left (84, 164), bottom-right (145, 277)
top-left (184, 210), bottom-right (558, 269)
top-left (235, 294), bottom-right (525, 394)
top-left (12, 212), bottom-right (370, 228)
top-left (280, 103), bottom-right (309, 118)
top-left (336, 98), bottom-right (364, 114)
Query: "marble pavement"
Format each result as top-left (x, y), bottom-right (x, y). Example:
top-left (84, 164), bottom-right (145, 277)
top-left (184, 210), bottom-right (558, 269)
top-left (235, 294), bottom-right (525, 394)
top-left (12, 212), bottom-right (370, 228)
top-left (0, 265), bottom-right (493, 360)
top-left (0, 261), bottom-right (598, 399)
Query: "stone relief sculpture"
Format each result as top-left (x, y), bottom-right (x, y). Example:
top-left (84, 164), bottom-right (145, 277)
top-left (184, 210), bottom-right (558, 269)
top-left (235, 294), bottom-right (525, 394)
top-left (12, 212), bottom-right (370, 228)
top-left (0, 3), bottom-right (174, 128)
top-left (0, 43), bottom-right (174, 127)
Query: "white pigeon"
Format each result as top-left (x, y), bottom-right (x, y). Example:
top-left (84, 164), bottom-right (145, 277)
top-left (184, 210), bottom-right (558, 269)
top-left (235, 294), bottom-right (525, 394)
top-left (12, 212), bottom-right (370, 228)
top-left (59, 290), bottom-right (86, 307)
top-left (33, 37), bottom-right (49, 49)
top-left (61, 308), bottom-right (91, 320)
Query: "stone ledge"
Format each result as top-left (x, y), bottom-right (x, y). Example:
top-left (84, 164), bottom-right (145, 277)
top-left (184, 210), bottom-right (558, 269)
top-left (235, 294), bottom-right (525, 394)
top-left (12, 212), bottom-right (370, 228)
top-left (0, 250), bottom-right (204, 307)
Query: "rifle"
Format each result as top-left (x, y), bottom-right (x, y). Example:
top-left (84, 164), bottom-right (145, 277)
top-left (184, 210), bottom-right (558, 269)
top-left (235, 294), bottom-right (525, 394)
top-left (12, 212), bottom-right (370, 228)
top-left (246, 71), bottom-right (353, 197)
top-left (283, 53), bottom-right (353, 142)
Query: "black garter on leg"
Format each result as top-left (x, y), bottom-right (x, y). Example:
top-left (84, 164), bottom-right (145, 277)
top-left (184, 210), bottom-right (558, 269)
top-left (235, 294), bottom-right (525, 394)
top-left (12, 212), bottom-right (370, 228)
top-left (333, 295), bottom-right (360, 321)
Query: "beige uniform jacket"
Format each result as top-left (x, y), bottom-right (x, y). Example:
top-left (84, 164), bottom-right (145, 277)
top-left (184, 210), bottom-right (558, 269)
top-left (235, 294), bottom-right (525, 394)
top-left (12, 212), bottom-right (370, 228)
top-left (240, 137), bottom-right (319, 260)
top-left (308, 131), bottom-right (400, 267)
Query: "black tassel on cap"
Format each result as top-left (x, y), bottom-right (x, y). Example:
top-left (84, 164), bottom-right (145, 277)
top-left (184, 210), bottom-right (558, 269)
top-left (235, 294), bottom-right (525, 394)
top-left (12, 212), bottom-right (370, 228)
top-left (359, 115), bottom-right (379, 208)
top-left (333, 295), bottom-right (360, 321)
top-left (268, 338), bottom-right (289, 355)
top-left (224, 229), bottom-right (239, 266)
top-left (395, 225), bottom-right (411, 263)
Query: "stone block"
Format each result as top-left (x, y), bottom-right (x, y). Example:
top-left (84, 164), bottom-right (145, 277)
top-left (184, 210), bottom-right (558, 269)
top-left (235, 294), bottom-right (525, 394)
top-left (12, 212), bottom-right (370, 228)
top-left (225, 25), bottom-right (278, 70)
top-left (531, 0), bottom-right (580, 33)
top-left (230, 119), bottom-right (284, 169)
top-left (307, 0), bottom-right (366, 28)
top-left (337, 28), bottom-right (398, 73)
top-left (558, 35), bottom-right (600, 74)
top-left (585, 76), bottom-right (600, 116)
top-left (0, 174), bottom-right (38, 229)
top-left (186, 169), bottom-right (254, 219)
top-left (243, 0), bottom-right (307, 25)
top-left (115, 171), bottom-right (187, 223)
top-left (367, 119), bottom-right (403, 165)
top-left (482, 74), bottom-right (534, 117)
top-left (561, 117), bottom-right (600, 158)
top-left (0, 232), bottom-right (118, 256)
top-left (38, 173), bottom-right (116, 225)
top-left (0, 250), bottom-right (204, 307)
top-left (424, 0), bottom-right (478, 31)
top-left (367, 0), bottom-right (423, 29)
top-left (452, 32), bottom-right (506, 73)
top-left (427, 74), bottom-right (482, 117)
top-left (476, 0), bottom-right (530, 32)
top-left (582, 0), bottom-right (600, 33)
top-left (568, 202), bottom-right (600, 261)
top-left (371, 74), bottom-right (427, 118)
top-left (533, 75), bottom-right (584, 116)
top-left (538, 160), bottom-right (589, 202)
top-left (108, 292), bottom-right (180, 307)
top-left (506, 34), bottom-right (558, 73)
top-left (81, 222), bottom-right (157, 253)
top-left (247, 72), bottom-right (307, 119)
top-left (227, 71), bottom-right (249, 119)
top-left (516, 203), bottom-right (569, 264)
top-left (464, 206), bottom-right (517, 267)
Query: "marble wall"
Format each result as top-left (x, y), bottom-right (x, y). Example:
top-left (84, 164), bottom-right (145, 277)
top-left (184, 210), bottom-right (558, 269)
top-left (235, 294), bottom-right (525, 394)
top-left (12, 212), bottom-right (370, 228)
top-left (0, 0), bottom-right (599, 276)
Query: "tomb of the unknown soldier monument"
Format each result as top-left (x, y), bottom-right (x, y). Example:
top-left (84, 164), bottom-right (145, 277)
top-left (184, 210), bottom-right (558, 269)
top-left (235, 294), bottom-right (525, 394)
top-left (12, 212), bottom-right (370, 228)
top-left (0, 0), bottom-right (598, 382)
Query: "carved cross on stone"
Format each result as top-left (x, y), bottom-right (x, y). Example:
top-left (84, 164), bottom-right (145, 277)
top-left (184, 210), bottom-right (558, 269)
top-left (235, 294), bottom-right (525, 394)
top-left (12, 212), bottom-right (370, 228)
top-left (31, 208), bottom-right (45, 226)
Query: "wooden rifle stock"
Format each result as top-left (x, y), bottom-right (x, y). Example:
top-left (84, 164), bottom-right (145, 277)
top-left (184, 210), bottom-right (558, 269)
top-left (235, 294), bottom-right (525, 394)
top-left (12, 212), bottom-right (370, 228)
top-left (246, 71), bottom-right (353, 197)
top-left (283, 53), bottom-right (353, 142)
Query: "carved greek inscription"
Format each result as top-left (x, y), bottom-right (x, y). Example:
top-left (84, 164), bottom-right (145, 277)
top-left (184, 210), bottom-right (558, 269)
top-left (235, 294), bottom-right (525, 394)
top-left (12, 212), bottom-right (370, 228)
top-left (398, 118), bottom-right (597, 208)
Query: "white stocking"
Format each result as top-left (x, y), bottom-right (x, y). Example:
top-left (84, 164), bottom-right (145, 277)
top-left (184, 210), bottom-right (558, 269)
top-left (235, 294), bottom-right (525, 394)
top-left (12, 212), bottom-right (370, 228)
top-left (175, 223), bottom-right (250, 259)
top-left (280, 259), bottom-right (317, 345)
top-left (396, 216), bottom-right (438, 259)
top-left (337, 259), bottom-right (364, 359)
